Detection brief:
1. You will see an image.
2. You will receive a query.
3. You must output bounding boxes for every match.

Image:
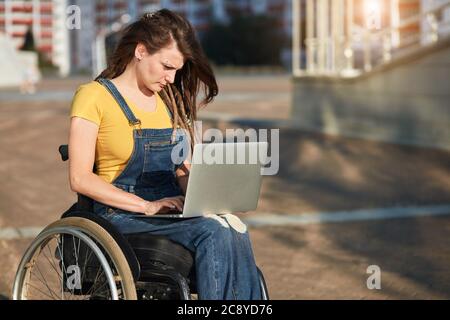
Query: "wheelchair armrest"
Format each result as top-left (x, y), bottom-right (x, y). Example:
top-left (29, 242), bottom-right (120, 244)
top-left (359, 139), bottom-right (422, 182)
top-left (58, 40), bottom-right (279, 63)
top-left (59, 144), bottom-right (97, 173)
top-left (59, 144), bottom-right (69, 161)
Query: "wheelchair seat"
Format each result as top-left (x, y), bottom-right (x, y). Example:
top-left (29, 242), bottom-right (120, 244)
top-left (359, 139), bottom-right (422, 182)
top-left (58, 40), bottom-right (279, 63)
top-left (125, 232), bottom-right (197, 299)
top-left (125, 233), bottom-right (194, 279)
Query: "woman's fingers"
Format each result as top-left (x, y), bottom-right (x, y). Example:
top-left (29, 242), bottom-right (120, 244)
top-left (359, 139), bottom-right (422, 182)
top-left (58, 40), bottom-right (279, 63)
top-left (160, 198), bottom-right (183, 211)
top-left (167, 199), bottom-right (183, 211)
top-left (165, 196), bottom-right (184, 211)
top-left (152, 196), bottom-right (185, 213)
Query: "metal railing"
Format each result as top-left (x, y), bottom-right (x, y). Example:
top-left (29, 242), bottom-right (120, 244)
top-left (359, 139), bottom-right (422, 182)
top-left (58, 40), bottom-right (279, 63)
top-left (292, 0), bottom-right (450, 78)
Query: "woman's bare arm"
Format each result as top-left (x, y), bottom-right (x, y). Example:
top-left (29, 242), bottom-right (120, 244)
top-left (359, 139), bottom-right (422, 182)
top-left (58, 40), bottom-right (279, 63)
top-left (69, 117), bottom-right (149, 213)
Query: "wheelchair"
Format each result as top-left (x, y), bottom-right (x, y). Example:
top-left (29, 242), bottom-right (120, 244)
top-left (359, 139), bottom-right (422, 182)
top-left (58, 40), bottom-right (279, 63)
top-left (12, 145), bottom-right (269, 300)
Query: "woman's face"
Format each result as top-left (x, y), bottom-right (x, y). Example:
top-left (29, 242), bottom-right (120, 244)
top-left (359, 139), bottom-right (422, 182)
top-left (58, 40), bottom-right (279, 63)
top-left (135, 41), bottom-right (185, 93)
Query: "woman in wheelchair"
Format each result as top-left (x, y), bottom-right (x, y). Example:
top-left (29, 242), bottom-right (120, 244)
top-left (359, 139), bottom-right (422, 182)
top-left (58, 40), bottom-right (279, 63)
top-left (52, 9), bottom-right (265, 300)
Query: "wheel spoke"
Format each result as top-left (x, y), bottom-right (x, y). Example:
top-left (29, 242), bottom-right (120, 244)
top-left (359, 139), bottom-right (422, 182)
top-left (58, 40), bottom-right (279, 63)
top-left (26, 282), bottom-right (59, 300)
top-left (81, 242), bottom-right (95, 286)
top-left (43, 244), bottom-right (62, 280)
top-left (30, 263), bottom-right (60, 300)
top-left (84, 266), bottom-right (108, 298)
top-left (55, 237), bottom-right (65, 299)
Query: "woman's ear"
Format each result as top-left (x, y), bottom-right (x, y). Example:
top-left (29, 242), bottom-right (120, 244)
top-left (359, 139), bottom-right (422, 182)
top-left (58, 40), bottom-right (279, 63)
top-left (135, 43), bottom-right (147, 60)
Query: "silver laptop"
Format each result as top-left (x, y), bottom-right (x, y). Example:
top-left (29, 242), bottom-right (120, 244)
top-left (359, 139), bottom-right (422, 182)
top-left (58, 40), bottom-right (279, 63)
top-left (135, 142), bottom-right (268, 218)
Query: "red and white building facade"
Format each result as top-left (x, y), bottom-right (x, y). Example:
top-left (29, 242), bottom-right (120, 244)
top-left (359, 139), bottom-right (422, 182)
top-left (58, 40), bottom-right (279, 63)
top-left (0, 0), bottom-right (70, 76)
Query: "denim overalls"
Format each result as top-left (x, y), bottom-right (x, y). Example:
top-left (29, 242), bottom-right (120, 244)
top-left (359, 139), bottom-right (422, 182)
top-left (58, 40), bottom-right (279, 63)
top-left (92, 78), bottom-right (262, 300)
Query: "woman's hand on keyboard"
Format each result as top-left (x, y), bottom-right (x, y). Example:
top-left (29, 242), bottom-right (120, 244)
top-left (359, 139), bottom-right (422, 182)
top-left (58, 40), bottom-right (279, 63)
top-left (143, 196), bottom-right (184, 215)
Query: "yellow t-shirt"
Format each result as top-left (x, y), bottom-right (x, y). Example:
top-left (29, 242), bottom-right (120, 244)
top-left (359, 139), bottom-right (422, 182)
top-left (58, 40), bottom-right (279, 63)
top-left (70, 81), bottom-right (173, 183)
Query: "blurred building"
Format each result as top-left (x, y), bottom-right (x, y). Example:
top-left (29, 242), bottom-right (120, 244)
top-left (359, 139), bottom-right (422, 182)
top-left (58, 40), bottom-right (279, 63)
top-left (1, 1), bottom-right (449, 77)
top-left (0, 0), bottom-right (292, 75)
top-left (293, 0), bottom-right (450, 75)
top-left (291, 0), bottom-right (450, 152)
top-left (0, 0), bottom-right (70, 76)
top-left (70, 0), bottom-right (293, 74)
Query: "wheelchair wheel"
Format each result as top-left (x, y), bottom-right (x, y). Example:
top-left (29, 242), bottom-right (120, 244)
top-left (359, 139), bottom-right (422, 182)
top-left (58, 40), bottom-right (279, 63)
top-left (13, 217), bottom-right (137, 300)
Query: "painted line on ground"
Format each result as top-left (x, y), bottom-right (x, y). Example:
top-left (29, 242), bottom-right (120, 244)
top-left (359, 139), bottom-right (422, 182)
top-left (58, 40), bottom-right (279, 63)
top-left (1, 204), bottom-right (450, 240)
top-left (0, 227), bottom-right (45, 241)
top-left (243, 205), bottom-right (450, 227)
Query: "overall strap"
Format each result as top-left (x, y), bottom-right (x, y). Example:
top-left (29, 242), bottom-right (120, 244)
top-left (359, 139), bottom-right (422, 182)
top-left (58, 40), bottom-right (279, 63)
top-left (96, 78), bottom-right (141, 127)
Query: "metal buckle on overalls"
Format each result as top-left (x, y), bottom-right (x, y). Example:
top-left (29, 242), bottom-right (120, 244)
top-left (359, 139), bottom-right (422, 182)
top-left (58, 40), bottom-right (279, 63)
top-left (170, 128), bottom-right (177, 144)
top-left (129, 119), bottom-right (143, 136)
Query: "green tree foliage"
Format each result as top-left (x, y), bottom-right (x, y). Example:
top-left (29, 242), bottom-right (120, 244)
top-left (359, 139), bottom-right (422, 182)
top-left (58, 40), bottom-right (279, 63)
top-left (19, 27), bottom-right (55, 70)
top-left (202, 14), bottom-right (287, 66)
top-left (20, 27), bottom-right (36, 52)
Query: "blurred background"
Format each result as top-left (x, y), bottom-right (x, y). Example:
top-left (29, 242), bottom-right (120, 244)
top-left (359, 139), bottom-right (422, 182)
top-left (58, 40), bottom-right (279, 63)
top-left (0, 0), bottom-right (449, 299)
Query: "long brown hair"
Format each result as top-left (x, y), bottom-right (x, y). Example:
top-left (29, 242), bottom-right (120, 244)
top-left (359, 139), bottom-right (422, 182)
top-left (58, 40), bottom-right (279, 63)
top-left (96, 9), bottom-right (218, 148)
